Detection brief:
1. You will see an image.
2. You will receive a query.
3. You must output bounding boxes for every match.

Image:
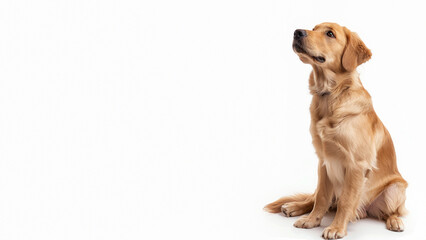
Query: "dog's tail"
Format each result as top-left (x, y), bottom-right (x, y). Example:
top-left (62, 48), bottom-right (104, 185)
top-left (263, 193), bottom-right (314, 213)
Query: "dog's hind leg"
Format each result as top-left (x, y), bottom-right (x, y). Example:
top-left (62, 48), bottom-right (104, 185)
top-left (367, 181), bottom-right (407, 232)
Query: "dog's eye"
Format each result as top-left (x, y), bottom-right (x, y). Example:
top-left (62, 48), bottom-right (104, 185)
top-left (326, 31), bottom-right (335, 38)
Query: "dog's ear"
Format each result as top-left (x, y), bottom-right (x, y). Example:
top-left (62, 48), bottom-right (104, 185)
top-left (341, 27), bottom-right (372, 71)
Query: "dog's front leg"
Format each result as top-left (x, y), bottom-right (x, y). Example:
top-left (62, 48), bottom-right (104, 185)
top-left (322, 166), bottom-right (365, 239)
top-left (293, 163), bottom-right (333, 229)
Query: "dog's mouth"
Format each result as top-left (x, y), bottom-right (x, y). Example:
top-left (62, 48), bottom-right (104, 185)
top-left (293, 42), bottom-right (326, 63)
top-left (313, 56), bottom-right (325, 63)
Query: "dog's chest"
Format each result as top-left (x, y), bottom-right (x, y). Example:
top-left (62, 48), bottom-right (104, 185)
top-left (323, 158), bottom-right (345, 196)
top-left (311, 96), bottom-right (349, 196)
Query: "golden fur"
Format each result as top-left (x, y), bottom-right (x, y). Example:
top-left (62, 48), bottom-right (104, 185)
top-left (264, 23), bottom-right (407, 239)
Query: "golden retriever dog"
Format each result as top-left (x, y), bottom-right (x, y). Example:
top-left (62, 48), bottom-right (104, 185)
top-left (264, 23), bottom-right (407, 239)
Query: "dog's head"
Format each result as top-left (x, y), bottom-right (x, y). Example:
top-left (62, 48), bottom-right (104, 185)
top-left (293, 22), bottom-right (372, 72)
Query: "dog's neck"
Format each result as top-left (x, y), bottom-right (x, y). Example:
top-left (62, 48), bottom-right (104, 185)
top-left (309, 65), bottom-right (362, 97)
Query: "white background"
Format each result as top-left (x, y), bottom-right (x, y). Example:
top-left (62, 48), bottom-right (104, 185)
top-left (0, 0), bottom-right (425, 239)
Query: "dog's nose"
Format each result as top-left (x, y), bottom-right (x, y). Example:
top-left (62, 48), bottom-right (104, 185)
top-left (294, 29), bottom-right (307, 39)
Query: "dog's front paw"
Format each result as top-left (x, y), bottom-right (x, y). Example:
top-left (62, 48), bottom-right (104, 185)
top-left (293, 215), bottom-right (321, 229)
top-left (322, 226), bottom-right (346, 239)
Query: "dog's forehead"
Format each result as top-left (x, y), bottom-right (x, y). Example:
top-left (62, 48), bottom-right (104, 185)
top-left (313, 22), bottom-right (342, 31)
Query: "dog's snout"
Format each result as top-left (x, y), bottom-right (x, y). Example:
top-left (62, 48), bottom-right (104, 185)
top-left (294, 29), bottom-right (307, 39)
